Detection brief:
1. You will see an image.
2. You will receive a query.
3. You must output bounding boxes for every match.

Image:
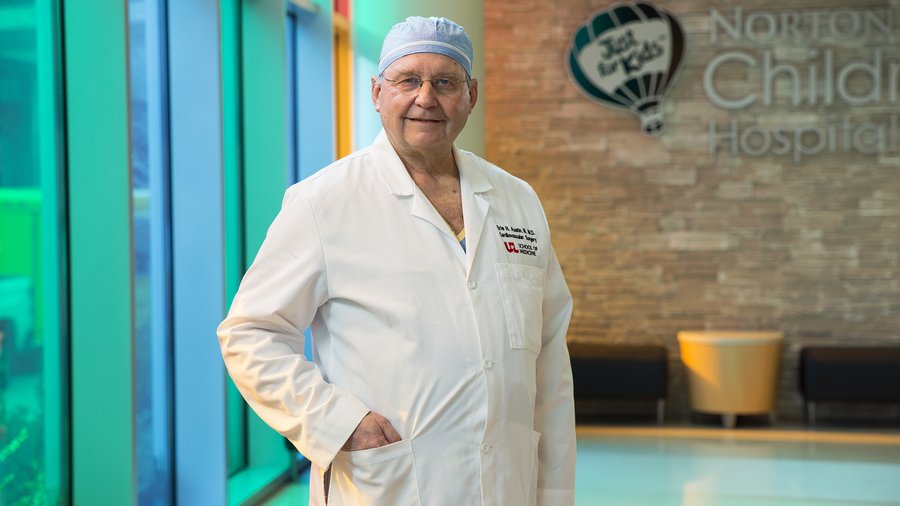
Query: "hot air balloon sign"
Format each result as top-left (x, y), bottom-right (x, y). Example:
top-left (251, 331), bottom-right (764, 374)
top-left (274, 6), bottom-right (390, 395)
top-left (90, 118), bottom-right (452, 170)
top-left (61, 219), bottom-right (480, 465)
top-left (568, 2), bottom-right (686, 136)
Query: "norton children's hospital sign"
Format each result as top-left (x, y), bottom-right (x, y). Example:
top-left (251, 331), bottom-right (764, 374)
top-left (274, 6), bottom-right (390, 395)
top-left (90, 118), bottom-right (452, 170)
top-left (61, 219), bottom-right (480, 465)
top-left (568, 3), bottom-right (900, 161)
top-left (705, 7), bottom-right (900, 161)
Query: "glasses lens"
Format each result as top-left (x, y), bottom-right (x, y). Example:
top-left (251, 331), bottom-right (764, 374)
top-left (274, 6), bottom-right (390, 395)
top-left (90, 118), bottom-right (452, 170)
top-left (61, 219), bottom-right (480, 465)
top-left (386, 75), bottom-right (464, 95)
top-left (433, 79), bottom-right (459, 92)
top-left (399, 77), bottom-right (422, 92)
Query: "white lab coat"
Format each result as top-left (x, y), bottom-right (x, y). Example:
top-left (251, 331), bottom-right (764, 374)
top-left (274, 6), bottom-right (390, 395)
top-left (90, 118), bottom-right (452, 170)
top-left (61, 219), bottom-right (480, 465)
top-left (217, 131), bottom-right (575, 506)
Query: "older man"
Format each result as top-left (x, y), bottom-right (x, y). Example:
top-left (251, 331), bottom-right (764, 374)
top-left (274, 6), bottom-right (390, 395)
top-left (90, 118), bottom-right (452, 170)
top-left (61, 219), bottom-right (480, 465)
top-left (218, 16), bottom-right (575, 505)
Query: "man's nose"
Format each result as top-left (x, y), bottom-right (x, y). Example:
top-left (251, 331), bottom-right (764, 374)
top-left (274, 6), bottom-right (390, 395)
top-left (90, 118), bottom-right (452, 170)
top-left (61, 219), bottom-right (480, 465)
top-left (414, 81), bottom-right (439, 106)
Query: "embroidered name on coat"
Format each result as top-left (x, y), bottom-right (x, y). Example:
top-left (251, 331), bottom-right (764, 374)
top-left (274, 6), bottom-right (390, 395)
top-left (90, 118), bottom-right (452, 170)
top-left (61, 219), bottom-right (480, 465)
top-left (496, 224), bottom-right (539, 257)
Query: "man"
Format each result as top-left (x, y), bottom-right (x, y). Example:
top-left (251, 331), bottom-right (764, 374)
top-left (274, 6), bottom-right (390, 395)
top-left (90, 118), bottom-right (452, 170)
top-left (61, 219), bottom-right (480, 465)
top-left (218, 16), bottom-right (575, 505)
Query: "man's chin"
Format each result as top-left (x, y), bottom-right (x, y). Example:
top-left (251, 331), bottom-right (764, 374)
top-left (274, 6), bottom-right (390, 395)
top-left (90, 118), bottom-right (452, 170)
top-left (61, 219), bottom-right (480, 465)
top-left (404, 121), bottom-right (445, 134)
top-left (403, 131), bottom-right (448, 148)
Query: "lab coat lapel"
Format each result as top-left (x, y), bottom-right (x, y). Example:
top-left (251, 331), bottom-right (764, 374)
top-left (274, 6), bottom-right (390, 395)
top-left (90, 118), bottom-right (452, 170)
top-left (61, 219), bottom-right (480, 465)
top-left (373, 130), bottom-right (468, 266)
top-left (409, 190), bottom-right (456, 242)
top-left (373, 130), bottom-right (415, 197)
top-left (455, 146), bottom-right (493, 276)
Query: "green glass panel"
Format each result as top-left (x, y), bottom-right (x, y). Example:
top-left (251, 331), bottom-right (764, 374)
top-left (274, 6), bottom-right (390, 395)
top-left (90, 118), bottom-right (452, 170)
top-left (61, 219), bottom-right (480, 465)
top-left (221, 0), bottom-right (248, 478)
top-left (64, 1), bottom-right (135, 503)
top-left (0, 1), bottom-right (67, 504)
top-left (240, 0), bottom-right (291, 477)
top-left (224, 0), bottom-right (291, 500)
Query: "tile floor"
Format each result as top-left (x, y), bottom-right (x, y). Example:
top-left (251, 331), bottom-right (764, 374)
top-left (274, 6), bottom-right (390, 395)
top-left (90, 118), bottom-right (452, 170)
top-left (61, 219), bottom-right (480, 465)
top-left (262, 426), bottom-right (900, 505)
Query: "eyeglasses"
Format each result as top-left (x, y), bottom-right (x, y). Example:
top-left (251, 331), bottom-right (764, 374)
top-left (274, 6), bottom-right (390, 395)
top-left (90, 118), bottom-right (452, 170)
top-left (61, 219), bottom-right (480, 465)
top-left (380, 74), bottom-right (468, 95)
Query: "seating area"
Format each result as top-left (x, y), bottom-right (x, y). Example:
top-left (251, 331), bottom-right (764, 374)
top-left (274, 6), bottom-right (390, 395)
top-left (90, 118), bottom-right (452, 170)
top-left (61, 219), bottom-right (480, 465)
top-left (568, 342), bottom-right (668, 424)
top-left (569, 340), bottom-right (900, 428)
top-left (678, 331), bottom-right (784, 428)
top-left (799, 346), bottom-right (900, 426)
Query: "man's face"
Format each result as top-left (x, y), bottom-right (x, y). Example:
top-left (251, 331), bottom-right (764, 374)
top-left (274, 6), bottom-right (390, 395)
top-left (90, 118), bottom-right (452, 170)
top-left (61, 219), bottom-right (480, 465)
top-left (372, 53), bottom-right (478, 157)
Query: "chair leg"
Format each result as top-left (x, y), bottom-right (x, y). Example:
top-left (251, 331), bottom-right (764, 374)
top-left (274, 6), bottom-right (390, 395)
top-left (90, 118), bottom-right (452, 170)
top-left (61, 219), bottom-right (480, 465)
top-left (656, 399), bottom-right (665, 425)
top-left (722, 413), bottom-right (737, 428)
top-left (806, 401), bottom-right (816, 427)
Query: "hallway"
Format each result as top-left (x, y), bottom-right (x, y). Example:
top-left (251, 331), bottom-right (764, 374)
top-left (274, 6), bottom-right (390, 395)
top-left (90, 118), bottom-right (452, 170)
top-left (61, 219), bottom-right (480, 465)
top-left (263, 426), bottom-right (900, 505)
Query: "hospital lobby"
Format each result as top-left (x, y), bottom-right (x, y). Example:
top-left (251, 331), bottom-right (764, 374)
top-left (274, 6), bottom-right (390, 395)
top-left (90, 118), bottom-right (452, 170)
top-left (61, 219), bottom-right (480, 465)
top-left (1, 0), bottom-right (899, 504)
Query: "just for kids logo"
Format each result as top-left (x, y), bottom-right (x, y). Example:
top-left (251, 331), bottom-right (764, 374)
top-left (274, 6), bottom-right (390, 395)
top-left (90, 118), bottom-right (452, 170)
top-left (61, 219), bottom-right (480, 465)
top-left (567, 2), bottom-right (686, 136)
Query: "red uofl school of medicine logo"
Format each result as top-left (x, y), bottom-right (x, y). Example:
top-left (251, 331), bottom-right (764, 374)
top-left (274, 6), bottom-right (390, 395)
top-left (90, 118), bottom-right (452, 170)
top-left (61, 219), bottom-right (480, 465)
top-left (497, 225), bottom-right (539, 257)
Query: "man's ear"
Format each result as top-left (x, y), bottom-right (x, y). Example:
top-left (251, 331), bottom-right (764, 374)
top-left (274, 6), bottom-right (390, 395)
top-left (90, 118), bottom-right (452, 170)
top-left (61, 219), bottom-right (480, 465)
top-left (466, 78), bottom-right (479, 112)
top-left (371, 77), bottom-right (382, 112)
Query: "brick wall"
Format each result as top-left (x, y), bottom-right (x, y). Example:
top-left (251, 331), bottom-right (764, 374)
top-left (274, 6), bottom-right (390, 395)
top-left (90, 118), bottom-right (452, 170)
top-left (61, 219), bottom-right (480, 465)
top-left (485, 0), bottom-right (900, 420)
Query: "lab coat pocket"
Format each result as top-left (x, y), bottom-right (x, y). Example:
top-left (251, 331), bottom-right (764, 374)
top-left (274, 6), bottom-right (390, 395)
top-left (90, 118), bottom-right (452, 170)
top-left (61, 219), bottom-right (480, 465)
top-left (329, 439), bottom-right (421, 506)
top-left (496, 263), bottom-right (544, 354)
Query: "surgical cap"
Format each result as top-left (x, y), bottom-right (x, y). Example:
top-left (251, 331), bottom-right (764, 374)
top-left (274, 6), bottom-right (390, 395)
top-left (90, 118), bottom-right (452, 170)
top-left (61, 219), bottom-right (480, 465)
top-left (378, 16), bottom-right (474, 78)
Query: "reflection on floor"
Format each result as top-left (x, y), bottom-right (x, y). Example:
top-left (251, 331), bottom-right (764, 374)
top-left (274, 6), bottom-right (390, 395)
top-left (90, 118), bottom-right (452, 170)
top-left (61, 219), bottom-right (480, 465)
top-left (261, 478), bottom-right (309, 506)
top-left (576, 426), bottom-right (900, 505)
top-left (262, 426), bottom-right (900, 505)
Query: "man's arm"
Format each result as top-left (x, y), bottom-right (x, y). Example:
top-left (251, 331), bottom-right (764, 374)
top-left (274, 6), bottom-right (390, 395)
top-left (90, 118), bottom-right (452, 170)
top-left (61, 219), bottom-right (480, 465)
top-left (534, 244), bottom-right (576, 506)
top-left (217, 189), bottom-right (370, 469)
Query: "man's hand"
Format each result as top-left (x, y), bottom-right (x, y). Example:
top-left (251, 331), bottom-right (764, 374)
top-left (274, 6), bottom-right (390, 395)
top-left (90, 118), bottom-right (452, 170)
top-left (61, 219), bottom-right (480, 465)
top-left (342, 411), bottom-right (401, 451)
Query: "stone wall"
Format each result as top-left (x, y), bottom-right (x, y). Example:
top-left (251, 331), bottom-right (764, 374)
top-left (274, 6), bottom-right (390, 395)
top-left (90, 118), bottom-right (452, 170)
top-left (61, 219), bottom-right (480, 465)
top-left (484, 0), bottom-right (900, 420)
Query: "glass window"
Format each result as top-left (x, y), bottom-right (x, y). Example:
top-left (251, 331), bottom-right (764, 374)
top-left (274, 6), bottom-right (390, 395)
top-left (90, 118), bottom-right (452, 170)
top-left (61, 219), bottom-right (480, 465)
top-left (287, 11), bottom-right (300, 183)
top-left (334, 0), bottom-right (349, 18)
top-left (0, 1), bottom-right (67, 504)
top-left (128, 0), bottom-right (173, 503)
top-left (221, 0), bottom-right (248, 479)
top-left (333, 3), bottom-right (352, 158)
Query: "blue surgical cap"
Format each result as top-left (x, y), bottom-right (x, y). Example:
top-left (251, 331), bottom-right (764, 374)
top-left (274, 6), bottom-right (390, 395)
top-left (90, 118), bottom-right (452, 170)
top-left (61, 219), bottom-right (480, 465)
top-left (378, 16), bottom-right (474, 78)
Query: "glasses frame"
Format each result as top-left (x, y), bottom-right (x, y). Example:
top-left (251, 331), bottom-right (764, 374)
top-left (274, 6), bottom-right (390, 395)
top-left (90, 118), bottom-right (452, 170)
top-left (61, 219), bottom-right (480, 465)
top-left (380, 73), bottom-right (470, 95)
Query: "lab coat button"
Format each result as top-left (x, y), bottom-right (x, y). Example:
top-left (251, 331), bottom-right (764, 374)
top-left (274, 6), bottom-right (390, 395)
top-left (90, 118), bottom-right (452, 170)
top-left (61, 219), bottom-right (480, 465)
top-left (482, 358), bottom-right (494, 370)
top-left (481, 443), bottom-right (491, 453)
top-left (467, 280), bottom-right (478, 289)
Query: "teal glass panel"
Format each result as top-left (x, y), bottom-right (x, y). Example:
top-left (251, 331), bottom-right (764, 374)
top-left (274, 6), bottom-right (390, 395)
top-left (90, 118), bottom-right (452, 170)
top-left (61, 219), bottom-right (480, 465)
top-left (128, 0), bottom-right (173, 503)
top-left (286, 13), bottom-right (298, 183)
top-left (0, 1), bottom-right (67, 504)
top-left (221, 0), bottom-right (249, 478)
top-left (228, 0), bottom-right (293, 501)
